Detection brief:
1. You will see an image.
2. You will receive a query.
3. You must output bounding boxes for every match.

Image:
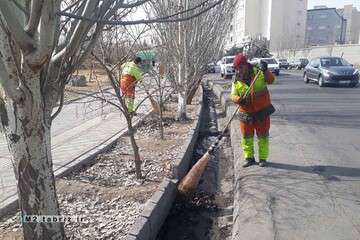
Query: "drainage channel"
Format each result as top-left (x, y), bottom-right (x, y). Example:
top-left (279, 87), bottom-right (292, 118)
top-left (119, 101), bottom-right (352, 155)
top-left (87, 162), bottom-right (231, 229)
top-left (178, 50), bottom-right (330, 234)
top-left (156, 86), bottom-right (234, 240)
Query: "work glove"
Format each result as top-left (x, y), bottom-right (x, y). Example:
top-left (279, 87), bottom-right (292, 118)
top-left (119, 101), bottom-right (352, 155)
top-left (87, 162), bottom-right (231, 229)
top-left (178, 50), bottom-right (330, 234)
top-left (260, 60), bottom-right (268, 72)
top-left (238, 97), bottom-right (249, 106)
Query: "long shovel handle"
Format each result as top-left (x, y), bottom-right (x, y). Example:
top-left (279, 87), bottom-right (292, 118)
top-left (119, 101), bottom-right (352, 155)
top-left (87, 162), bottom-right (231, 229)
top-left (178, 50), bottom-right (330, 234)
top-left (222, 71), bottom-right (261, 133)
top-left (242, 70), bottom-right (262, 100)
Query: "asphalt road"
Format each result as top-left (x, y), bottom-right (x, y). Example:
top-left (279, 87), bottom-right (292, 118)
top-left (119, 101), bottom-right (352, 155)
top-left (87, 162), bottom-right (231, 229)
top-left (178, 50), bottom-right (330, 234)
top-left (232, 70), bottom-right (360, 240)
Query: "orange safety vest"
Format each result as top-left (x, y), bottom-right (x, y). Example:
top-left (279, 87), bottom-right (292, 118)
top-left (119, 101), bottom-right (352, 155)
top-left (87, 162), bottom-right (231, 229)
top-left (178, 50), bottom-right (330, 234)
top-left (231, 66), bottom-right (275, 113)
top-left (120, 62), bottom-right (143, 97)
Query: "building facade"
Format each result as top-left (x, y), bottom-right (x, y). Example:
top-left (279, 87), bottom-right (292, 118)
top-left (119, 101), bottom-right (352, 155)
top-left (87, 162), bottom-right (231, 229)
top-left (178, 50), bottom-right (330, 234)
top-left (305, 7), bottom-right (347, 46)
top-left (341, 5), bottom-right (360, 44)
top-left (226, 0), bottom-right (307, 51)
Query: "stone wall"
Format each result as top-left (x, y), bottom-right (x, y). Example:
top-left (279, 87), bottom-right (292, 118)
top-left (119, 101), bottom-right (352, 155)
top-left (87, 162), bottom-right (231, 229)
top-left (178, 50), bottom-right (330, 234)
top-left (273, 44), bottom-right (360, 65)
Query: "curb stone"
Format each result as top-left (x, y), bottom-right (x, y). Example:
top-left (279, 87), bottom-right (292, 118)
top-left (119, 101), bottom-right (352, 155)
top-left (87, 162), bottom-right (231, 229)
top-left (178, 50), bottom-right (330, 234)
top-left (208, 80), bottom-right (242, 240)
top-left (0, 87), bottom-right (174, 218)
top-left (127, 86), bottom-right (204, 240)
top-left (173, 87), bottom-right (204, 180)
top-left (211, 81), bottom-right (264, 240)
top-left (0, 110), bottom-right (153, 218)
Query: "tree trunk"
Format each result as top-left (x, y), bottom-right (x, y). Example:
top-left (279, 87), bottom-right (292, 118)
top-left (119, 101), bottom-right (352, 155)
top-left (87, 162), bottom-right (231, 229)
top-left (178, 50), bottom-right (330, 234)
top-left (1, 89), bottom-right (65, 239)
top-left (125, 116), bottom-right (142, 179)
top-left (159, 93), bottom-right (164, 140)
top-left (177, 0), bottom-right (187, 122)
top-left (186, 79), bottom-right (201, 104)
top-left (186, 88), bottom-right (196, 104)
top-left (177, 92), bottom-right (187, 121)
top-left (177, 60), bottom-right (187, 120)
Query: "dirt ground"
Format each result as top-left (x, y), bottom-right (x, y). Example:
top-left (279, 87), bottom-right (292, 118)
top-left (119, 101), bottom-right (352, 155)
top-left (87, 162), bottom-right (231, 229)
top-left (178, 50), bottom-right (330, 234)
top-left (64, 68), bottom-right (112, 102)
top-left (0, 96), bottom-right (199, 240)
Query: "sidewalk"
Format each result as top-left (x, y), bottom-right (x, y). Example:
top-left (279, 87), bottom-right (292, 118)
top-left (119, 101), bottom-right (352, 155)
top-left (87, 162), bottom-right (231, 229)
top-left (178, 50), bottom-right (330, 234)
top-left (0, 91), bottom-right (151, 216)
top-left (206, 74), bottom-right (360, 240)
top-left (231, 110), bottom-right (360, 240)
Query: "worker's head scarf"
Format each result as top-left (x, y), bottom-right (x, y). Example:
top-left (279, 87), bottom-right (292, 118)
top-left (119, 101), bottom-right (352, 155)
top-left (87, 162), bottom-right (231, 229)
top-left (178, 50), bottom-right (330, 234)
top-left (233, 54), bottom-right (248, 70)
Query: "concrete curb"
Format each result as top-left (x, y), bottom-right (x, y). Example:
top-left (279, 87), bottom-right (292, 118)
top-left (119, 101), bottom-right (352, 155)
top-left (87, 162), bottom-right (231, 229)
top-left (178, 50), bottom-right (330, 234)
top-left (0, 111), bottom-right (153, 219)
top-left (127, 178), bottom-right (178, 240)
top-left (127, 86), bottom-right (204, 240)
top-left (213, 84), bottom-right (231, 112)
top-left (208, 81), bottom-right (243, 240)
top-left (211, 81), bottom-right (274, 239)
top-left (173, 87), bottom-right (204, 180)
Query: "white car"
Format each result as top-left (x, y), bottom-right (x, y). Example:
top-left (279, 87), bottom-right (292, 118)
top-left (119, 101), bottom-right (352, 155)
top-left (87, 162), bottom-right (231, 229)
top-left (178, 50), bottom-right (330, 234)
top-left (220, 56), bottom-right (236, 78)
top-left (252, 58), bottom-right (280, 76)
top-left (276, 58), bottom-right (290, 69)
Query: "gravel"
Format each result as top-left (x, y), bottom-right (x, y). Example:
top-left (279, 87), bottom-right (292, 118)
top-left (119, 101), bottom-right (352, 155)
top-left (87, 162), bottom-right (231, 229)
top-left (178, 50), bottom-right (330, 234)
top-left (59, 193), bottom-right (142, 240)
top-left (0, 100), bottom-right (198, 240)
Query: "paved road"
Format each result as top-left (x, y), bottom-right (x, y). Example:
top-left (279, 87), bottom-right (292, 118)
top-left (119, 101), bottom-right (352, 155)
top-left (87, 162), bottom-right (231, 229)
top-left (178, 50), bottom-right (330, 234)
top-left (231, 70), bottom-right (360, 239)
top-left (0, 90), bottom-right (151, 212)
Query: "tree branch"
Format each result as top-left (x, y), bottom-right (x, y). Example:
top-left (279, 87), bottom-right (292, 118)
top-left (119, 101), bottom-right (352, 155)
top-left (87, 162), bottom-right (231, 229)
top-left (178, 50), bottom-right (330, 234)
top-left (24, 0), bottom-right (43, 36)
top-left (64, 89), bottom-right (122, 110)
top-left (11, 0), bottom-right (29, 18)
top-left (0, 1), bottom-right (35, 52)
top-left (26, 0), bottom-right (60, 68)
top-left (52, 0), bottom-right (97, 63)
top-left (50, 79), bottom-right (65, 121)
top-left (0, 59), bottom-right (22, 101)
top-left (118, 0), bottom-right (151, 9)
top-left (57, 0), bottom-right (224, 26)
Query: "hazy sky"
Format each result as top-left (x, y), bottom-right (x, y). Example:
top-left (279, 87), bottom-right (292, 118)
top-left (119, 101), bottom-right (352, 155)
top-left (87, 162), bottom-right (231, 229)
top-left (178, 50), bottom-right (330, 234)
top-left (308, 0), bottom-right (360, 9)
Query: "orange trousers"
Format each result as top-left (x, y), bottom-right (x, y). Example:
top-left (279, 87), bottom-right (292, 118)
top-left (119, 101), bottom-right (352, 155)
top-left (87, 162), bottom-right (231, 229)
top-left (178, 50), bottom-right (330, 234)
top-left (240, 116), bottom-right (270, 138)
top-left (120, 75), bottom-right (137, 112)
top-left (240, 116), bottom-right (270, 159)
top-left (120, 75), bottom-right (136, 97)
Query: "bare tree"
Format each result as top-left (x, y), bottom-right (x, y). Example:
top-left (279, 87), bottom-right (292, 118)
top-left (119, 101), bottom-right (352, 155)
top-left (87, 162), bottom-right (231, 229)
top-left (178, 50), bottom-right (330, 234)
top-left (149, 0), bottom-right (236, 119)
top-left (144, 63), bottom-right (174, 140)
top-left (0, 0), bottom-right (223, 239)
top-left (93, 21), bottom-right (177, 175)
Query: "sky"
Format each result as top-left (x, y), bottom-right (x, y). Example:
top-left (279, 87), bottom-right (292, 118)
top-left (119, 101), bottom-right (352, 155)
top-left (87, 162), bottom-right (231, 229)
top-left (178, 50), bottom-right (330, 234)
top-left (308, 0), bottom-right (360, 9)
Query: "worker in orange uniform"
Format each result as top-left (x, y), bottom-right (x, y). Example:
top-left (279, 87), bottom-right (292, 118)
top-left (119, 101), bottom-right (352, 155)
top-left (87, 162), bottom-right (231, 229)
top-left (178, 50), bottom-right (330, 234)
top-left (231, 54), bottom-right (276, 167)
top-left (120, 57), bottom-right (143, 115)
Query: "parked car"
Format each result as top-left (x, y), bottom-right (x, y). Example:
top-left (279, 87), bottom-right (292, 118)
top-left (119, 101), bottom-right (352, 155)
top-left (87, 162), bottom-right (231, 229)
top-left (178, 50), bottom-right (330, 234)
top-left (206, 60), bottom-right (222, 73)
top-left (252, 58), bottom-right (280, 76)
top-left (277, 58), bottom-right (289, 69)
top-left (206, 62), bottom-right (217, 73)
top-left (288, 60), bottom-right (297, 69)
top-left (220, 56), bottom-right (235, 78)
top-left (290, 58), bottom-right (309, 70)
top-left (303, 57), bottom-right (359, 87)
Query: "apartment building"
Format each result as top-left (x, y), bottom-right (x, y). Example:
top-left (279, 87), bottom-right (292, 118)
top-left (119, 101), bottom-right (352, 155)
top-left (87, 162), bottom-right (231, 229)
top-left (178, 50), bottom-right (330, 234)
top-left (305, 4), bottom-right (360, 46)
top-left (340, 5), bottom-right (360, 44)
top-left (226, 0), bottom-right (307, 51)
top-left (305, 7), bottom-right (347, 46)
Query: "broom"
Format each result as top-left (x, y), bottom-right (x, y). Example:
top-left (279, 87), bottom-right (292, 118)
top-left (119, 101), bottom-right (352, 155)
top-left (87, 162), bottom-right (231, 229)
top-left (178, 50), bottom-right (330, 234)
top-left (140, 83), bottom-right (161, 114)
top-left (177, 71), bottom-right (261, 196)
top-left (147, 92), bottom-right (161, 114)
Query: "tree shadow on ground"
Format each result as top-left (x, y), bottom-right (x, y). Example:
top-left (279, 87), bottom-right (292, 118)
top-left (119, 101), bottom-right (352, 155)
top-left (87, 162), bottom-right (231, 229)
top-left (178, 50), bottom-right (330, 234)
top-left (268, 162), bottom-right (360, 178)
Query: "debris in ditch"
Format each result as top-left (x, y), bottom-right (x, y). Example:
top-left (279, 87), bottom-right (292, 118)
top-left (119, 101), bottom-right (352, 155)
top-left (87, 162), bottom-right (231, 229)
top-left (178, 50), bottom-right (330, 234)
top-left (157, 87), bottom-right (223, 240)
top-left (177, 191), bottom-right (218, 211)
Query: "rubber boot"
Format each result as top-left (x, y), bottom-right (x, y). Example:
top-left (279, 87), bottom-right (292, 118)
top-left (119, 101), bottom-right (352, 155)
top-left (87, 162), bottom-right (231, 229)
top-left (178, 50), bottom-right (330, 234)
top-left (242, 157), bottom-right (256, 168)
top-left (259, 159), bottom-right (267, 167)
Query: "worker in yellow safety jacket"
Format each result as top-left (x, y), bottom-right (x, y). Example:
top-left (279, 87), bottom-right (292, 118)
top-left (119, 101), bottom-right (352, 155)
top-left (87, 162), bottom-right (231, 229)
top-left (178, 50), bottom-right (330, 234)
top-left (120, 57), bottom-right (143, 115)
top-left (230, 54), bottom-right (276, 167)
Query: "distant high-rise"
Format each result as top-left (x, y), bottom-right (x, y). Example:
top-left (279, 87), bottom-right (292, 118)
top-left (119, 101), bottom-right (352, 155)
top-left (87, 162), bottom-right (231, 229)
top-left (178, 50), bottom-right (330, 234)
top-left (305, 4), bottom-right (360, 46)
top-left (341, 5), bottom-right (360, 44)
top-left (226, 0), bottom-right (307, 51)
top-left (305, 7), bottom-right (347, 46)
